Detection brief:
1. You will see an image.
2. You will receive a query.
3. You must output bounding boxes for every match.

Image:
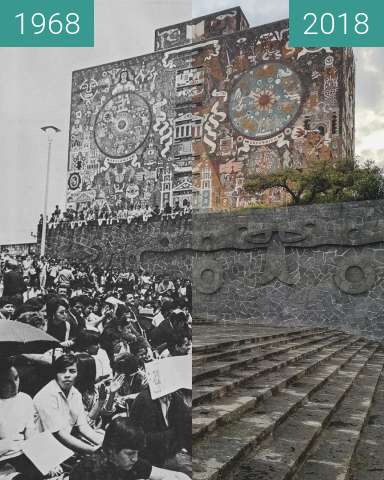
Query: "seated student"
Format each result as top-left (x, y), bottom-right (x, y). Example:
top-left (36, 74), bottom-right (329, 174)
top-left (150, 311), bottom-right (191, 351)
top-left (84, 298), bottom-right (104, 333)
top-left (70, 417), bottom-right (190, 480)
top-left (101, 316), bottom-right (150, 363)
top-left (0, 296), bottom-right (16, 320)
top-left (129, 388), bottom-right (191, 473)
top-left (75, 353), bottom-right (125, 429)
top-left (75, 330), bottom-right (112, 382)
top-left (34, 354), bottom-right (104, 454)
top-left (0, 361), bottom-right (41, 480)
top-left (113, 354), bottom-right (144, 398)
top-left (46, 298), bottom-right (75, 344)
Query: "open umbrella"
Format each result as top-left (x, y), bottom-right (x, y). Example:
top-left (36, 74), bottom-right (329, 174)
top-left (0, 319), bottom-right (59, 356)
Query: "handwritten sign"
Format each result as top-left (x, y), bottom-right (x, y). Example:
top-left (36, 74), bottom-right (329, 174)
top-left (145, 355), bottom-right (192, 400)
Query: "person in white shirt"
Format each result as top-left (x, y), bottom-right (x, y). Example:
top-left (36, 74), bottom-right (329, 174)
top-left (34, 354), bottom-right (104, 454)
top-left (0, 361), bottom-right (40, 479)
top-left (76, 330), bottom-right (112, 382)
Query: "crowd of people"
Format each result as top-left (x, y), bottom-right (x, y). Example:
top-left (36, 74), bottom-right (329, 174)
top-left (0, 253), bottom-right (192, 480)
top-left (39, 202), bottom-right (192, 229)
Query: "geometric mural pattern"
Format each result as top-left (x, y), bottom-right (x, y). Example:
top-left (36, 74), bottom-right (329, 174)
top-left (67, 7), bottom-right (354, 213)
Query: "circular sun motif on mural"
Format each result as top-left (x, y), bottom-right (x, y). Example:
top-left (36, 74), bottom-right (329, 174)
top-left (228, 62), bottom-right (303, 139)
top-left (68, 172), bottom-right (81, 190)
top-left (94, 92), bottom-right (152, 158)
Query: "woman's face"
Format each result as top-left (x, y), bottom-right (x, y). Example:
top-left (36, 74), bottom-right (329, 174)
top-left (110, 448), bottom-right (138, 471)
top-left (55, 305), bottom-right (68, 323)
top-left (0, 367), bottom-right (20, 399)
top-left (122, 325), bottom-right (136, 342)
top-left (56, 364), bottom-right (77, 391)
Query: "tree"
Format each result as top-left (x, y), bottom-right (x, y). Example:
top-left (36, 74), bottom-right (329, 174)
top-left (245, 159), bottom-right (384, 206)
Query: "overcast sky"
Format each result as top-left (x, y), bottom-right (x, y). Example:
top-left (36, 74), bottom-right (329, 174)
top-left (0, 0), bottom-right (382, 244)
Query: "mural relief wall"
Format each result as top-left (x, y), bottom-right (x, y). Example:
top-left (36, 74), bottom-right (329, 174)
top-left (67, 7), bottom-right (250, 215)
top-left (43, 217), bottom-right (192, 276)
top-left (191, 19), bottom-right (355, 210)
top-left (67, 10), bottom-right (354, 214)
top-left (44, 200), bottom-right (384, 339)
top-left (193, 200), bottom-right (384, 339)
top-left (67, 50), bottom-right (192, 214)
top-left (154, 7), bottom-right (248, 51)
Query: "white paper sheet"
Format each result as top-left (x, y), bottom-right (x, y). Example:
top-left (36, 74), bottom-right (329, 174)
top-left (145, 355), bottom-right (192, 400)
top-left (22, 432), bottom-right (73, 475)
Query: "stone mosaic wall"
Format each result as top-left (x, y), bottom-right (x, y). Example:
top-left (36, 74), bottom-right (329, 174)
top-left (43, 217), bottom-right (192, 276)
top-left (193, 200), bottom-right (384, 340)
top-left (44, 200), bottom-right (384, 339)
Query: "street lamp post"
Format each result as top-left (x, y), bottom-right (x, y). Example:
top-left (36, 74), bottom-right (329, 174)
top-left (40, 125), bottom-right (60, 258)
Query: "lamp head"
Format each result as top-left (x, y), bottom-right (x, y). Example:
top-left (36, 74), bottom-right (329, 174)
top-left (41, 125), bottom-right (60, 141)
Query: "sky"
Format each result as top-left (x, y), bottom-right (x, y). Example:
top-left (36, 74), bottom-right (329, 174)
top-left (0, 0), bottom-right (382, 244)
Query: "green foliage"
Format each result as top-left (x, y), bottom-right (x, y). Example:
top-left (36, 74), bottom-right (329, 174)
top-left (245, 159), bottom-right (384, 205)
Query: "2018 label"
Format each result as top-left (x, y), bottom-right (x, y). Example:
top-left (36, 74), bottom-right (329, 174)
top-left (303, 12), bottom-right (369, 35)
top-left (289, 0), bottom-right (383, 47)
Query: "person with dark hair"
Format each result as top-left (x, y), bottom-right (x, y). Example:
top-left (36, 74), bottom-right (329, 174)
top-left (56, 262), bottom-right (74, 289)
top-left (16, 311), bottom-right (46, 330)
top-left (76, 330), bottom-right (112, 382)
top-left (70, 418), bottom-right (190, 480)
top-left (129, 388), bottom-right (191, 473)
top-left (68, 296), bottom-right (87, 334)
top-left (2, 259), bottom-right (26, 299)
top-left (100, 315), bottom-right (148, 363)
top-left (75, 353), bottom-right (124, 429)
top-left (0, 361), bottom-right (41, 480)
top-left (150, 311), bottom-right (190, 350)
top-left (0, 296), bottom-right (16, 320)
top-left (13, 300), bottom-right (45, 323)
top-left (33, 354), bottom-right (104, 454)
top-left (46, 297), bottom-right (74, 343)
top-left (113, 353), bottom-right (145, 397)
top-left (157, 276), bottom-right (175, 297)
top-left (83, 297), bottom-right (104, 332)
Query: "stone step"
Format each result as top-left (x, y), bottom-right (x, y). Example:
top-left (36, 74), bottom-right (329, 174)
top-left (347, 348), bottom-right (384, 480)
top-left (193, 335), bottom-right (359, 407)
top-left (192, 344), bottom-right (378, 480)
top-left (193, 327), bottom-right (326, 359)
top-left (193, 327), bottom-right (324, 355)
top-left (293, 350), bottom-right (384, 480)
top-left (192, 337), bottom-right (365, 440)
top-left (193, 329), bottom-right (331, 367)
top-left (193, 331), bottom-right (345, 383)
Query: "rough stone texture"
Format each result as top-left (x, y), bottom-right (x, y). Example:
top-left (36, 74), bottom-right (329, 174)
top-left (42, 216), bottom-right (192, 276)
top-left (192, 323), bottom-right (384, 480)
top-left (193, 200), bottom-right (384, 340)
top-left (44, 199), bottom-right (384, 340)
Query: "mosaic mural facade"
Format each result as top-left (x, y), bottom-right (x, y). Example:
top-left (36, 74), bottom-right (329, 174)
top-left (67, 9), bottom-right (355, 212)
top-left (191, 19), bottom-right (355, 210)
top-left (154, 7), bottom-right (249, 51)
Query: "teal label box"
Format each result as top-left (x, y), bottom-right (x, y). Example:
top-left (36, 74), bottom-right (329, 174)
top-left (0, 0), bottom-right (94, 47)
top-left (289, 0), bottom-right (383, 47)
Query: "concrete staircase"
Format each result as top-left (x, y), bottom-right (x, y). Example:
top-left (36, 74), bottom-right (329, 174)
top-left (192, 324), bottom-right (384, 480)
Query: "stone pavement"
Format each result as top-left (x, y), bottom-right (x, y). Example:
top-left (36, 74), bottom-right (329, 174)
top-left (193, 322), bottom-right (384, 480)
